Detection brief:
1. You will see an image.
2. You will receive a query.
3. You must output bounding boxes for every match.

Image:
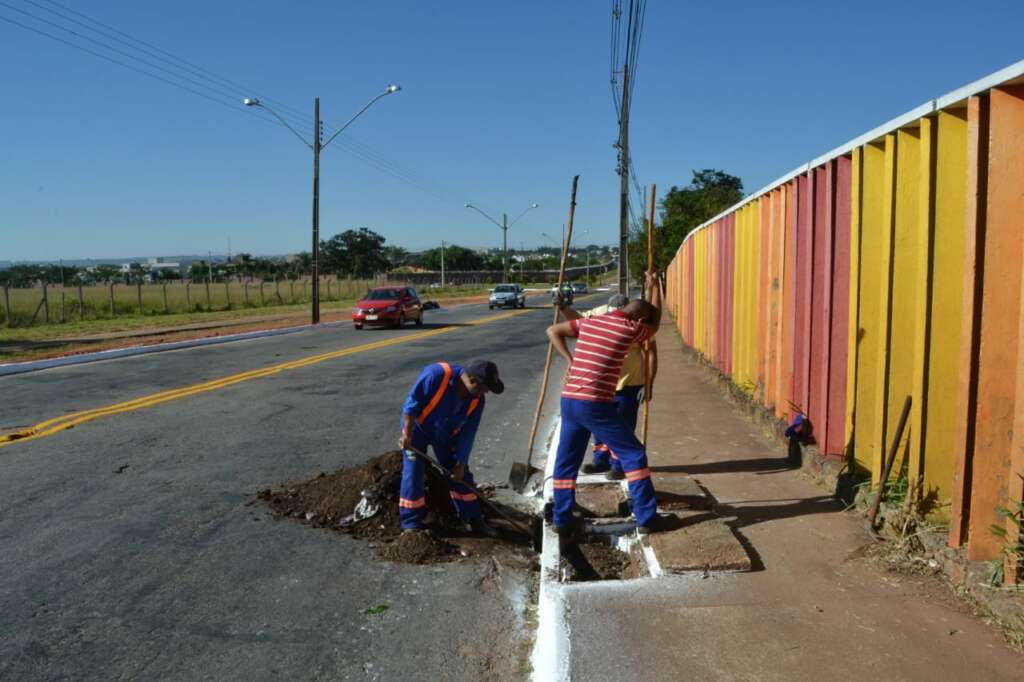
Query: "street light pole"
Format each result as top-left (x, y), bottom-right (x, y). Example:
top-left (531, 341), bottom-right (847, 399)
top-left (502, 213), bottom-right (508, 282)
top-left (465, 202), bottom-right (538, 283)
top-left (441, 240), bottom-right (446, 288)
top-left (312, 97), bottom-right (321, 323)
top-left (244, 85), bottom-right (400, 325)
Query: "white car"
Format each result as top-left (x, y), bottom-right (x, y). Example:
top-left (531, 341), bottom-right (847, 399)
top-left (489, 284), bottom-right (526, 309)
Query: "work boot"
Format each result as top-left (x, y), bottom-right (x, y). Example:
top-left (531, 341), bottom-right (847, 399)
top-left (605, 468), bottom-right (625, 481)
top-left (636, 514), bottom-right (676, 536)
top-left (469, 517), bottom-right (499, 538)
top-left (581, 461), bottom-right (610, 475)
top-left (552, 516), bottom-right (583, 540)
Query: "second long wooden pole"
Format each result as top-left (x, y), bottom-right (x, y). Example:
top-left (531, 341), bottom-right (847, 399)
top-left (519, 175), bottom-right (579, 488)
top-left (641, 183), bottom-right (657, 445)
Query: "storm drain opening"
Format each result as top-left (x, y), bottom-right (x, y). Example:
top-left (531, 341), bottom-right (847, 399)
top-left (559, 531), bottom-right (647, 582)
top-left (257, 450), bottom-right (540, 567)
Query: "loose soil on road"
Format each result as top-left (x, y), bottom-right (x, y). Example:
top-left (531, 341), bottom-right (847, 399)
top-left (258, 450), bottom-right (537, 567)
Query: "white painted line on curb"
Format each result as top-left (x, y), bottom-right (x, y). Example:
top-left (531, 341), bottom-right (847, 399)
top-left (530, 415), bottom-right (571, 682)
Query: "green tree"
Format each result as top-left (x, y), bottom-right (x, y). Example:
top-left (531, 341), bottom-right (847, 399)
top-left (415, 245), bottom-right (485, 271)
top-left (320, 228), bottom-right (389, 278)
top-left (628, 169), bottom-right (744, 276)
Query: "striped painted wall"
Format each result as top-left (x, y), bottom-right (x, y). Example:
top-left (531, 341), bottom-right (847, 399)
top-left (664, 60), bottom-right (1024, 576)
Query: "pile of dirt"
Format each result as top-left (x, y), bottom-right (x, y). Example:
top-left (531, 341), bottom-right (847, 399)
top-left (562, 539), bottom-right (635, 581)
top-left (378, 530), bottom-right (456, 564)
top-left (257, 451), bottom-right (535, 566)
top-left (258, 450), bottom-right (457, 539)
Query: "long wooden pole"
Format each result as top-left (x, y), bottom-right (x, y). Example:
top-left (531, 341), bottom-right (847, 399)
top-left (642, 183), bottom-right (657, 445)
top-left (867, 395), bottom-right (913, 530)
top-left (524, 175), bottom-right (579, 472)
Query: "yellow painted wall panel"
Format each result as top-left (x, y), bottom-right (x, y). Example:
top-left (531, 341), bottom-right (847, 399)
top-left (922, 108), bottom-right (968, 519)
top-left (853, 141), bottom-right (888, 473)
top-left (885, 128), bottom-right (923, 482)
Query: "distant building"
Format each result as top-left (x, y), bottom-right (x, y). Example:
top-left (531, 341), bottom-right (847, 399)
top-left (119, 257), bottom-right (185, 281)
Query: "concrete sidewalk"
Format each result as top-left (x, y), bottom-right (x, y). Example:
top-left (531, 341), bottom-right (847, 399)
top-left (564, 329), bottom-right (1022, 681)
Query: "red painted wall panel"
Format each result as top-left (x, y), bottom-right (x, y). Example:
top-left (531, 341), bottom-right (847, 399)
top-left (809, 163), bottom-right (835, 448)
top-left (826, 155), bottom-right (853, 456)
top-left (792, 173), bottom-right (813, 417)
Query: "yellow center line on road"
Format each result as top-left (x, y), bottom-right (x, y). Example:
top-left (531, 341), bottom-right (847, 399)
top-left (0, 307), bottom-right (535, 449)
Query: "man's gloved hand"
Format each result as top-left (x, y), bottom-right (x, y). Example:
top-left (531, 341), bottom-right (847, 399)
top-left (552, 291), bottom-right (565, 308)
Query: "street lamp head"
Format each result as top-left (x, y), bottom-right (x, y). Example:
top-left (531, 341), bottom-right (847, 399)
top-left (386, 84), bottom-right (401, 94)
top-left (530, 203), bottom-right (539, 208)
top-left (464, 203), bottom-right (472, 208)
top-left (242, 98), bottom-right (261, 107)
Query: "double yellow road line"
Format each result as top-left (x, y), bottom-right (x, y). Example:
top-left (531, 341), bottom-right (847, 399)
top-left (0, 307), bottom-right (534, 450)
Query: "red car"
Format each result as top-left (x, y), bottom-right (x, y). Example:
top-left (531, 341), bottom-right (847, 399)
top-left (352, 286), bottom-right (424, 329)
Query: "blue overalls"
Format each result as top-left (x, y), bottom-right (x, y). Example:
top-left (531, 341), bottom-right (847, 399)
top-left (553, 396), bottom-right (657, 528)
top-left (399, 362), bottom-right (485, 530)
top-left (591, 384), bottom-right (643, 474)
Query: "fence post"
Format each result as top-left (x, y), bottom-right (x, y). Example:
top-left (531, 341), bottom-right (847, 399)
top-left (303, 279), bottom-right (308, 301)
top-left (327, 278), bottom-right (332, 301)
top-left (205, 279), bottom-right (211, 309)
top-left (186, 282), bottom-right (192, 312)
top-left (290, 280), bottom-right (295, 303)
top-left (59, 286), bottom-right (66, 323)
top-left (2, 285), bottom-right (10, 327)
top-left (42, 283), bottom-right (50, 323)
top-left (275, 277), bottom-right (282, 304)
top-left (77, 283), bottom-right (84, 320)
top-left (259, 281), bottom-right (265, 306)
top-left (136, 281), bottom-right (143, 315)
top-left (244, 281), bottom-right (249, 306)
top-left (162, 283), bottom-right (168, 313)
top-left (109, 282), bottom-right (115, 317)
top-left (224, 281), bottom-right (230, 309)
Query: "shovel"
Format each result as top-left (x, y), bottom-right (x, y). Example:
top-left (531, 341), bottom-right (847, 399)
top-left (510, 175), bottom-right (579, 492)
top-left (405, 445), bottom-right (542, 551)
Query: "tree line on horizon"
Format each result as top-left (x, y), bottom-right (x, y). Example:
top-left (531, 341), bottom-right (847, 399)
top-left (3, 169), bottom-right (740, 289)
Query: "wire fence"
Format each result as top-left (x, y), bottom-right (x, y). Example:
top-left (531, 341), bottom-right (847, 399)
top-left (0, 277), bottom-right (379, 328)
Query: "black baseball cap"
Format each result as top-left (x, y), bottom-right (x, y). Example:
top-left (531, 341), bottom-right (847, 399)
top-left (464, 359), bottom-right (504, 394)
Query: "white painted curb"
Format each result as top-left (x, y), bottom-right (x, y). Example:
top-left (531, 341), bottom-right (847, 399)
top-left (530, 416), bottom-right (571, 682)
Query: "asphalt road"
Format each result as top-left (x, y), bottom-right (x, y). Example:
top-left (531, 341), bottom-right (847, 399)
top-left (0, 295), bottom-right (591, 681)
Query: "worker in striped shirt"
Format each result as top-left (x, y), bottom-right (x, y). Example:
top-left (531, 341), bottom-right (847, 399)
top-left (556, 293), bottom-right (657, 481)
top-left (546, 272), bottom-right (669, 535)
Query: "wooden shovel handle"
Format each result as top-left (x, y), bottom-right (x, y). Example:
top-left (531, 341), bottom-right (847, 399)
top-left (525, 175), bottom-right (579, 469)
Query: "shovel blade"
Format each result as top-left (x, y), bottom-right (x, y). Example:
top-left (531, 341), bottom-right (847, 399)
top-left (508, 461), bottom-right (542, 492)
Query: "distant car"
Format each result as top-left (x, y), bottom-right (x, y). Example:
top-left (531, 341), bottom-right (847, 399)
top-left (549, 283), bottom-right (574, 305)
top-left (352, 286), bottom-right (423, 329)
top-left (489, 283), bottom-right (526, 310)
top-left (571, 282), bottom-right (587, 294)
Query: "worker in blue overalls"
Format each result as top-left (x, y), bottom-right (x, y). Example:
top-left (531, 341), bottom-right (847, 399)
top-left (397, 359), bottom-right (505, 537)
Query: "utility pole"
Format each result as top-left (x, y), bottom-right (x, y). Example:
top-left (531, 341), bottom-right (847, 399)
top-left (244, 85), bottom-right (400, 326)
top-left (617, 62), bottom-right (631, 294)
top-left (312, 97), bottom-right (321, 324)
top-left (441, 240), bottom-right (446, 288)
top-left (502, 213), bottom-right (508, 282)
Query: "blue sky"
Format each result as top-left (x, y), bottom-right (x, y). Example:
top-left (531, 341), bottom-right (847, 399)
top-left (1, 0), bottom-right (1022, 261)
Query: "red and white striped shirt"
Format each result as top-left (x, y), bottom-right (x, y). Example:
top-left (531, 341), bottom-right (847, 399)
top-left (562, 310), bottom-right (651, 402)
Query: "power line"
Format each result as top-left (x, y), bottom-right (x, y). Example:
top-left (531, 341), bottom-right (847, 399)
top-left (1, 2), bottom-right (491, 211)
top-left (32, 0), bottom-right (314, 126)
top-left (0, 11), bottom-right (292, 132)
